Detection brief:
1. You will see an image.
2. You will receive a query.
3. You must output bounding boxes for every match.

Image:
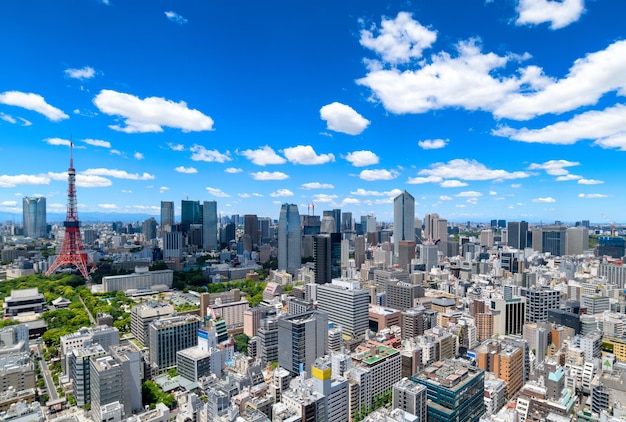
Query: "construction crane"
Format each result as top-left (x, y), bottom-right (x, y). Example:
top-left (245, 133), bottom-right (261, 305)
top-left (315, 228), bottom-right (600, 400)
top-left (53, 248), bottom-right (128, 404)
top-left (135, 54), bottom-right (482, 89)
top-left (601, 214), bottom-right (616, 237)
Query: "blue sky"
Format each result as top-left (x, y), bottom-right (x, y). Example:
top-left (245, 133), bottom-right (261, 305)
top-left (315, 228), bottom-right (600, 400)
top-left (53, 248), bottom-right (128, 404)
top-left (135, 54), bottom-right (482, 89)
top-left (1, 0), bottom-right (624, 224)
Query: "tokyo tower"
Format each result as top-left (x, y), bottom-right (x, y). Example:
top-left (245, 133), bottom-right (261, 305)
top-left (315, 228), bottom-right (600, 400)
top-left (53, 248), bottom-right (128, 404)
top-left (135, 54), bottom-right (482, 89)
top-left (46, 142), bottom-right (94, 279)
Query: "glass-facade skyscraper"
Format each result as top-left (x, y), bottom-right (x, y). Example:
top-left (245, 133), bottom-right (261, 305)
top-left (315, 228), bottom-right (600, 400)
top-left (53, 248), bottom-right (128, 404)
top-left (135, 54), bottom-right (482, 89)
top-left (160, 201), bottom-right (175, 230)
top-left (202, 200), bottom-right (218, 251)
top-left (278, 203), bottom-right (301, 275)
top-left (23, 196), bottom-right (47, 238)
top-left (393, 191), bottom-right (415, 255)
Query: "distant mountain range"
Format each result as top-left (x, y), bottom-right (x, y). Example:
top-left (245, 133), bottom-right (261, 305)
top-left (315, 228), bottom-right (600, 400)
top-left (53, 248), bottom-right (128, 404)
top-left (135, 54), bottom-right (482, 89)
top-left (0, 211), bottom-right (158, 225)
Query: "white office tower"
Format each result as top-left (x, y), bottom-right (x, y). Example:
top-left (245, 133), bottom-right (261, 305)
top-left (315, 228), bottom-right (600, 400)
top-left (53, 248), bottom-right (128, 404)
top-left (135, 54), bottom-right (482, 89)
top-left (278, 203), bottom-right (302, 275)
top-left (419, 243), bottom-right (438, 272)
top-left (316, 279), bottom-right (369, 338)
top-left (393, 191), bottom-right (415, 255)
top-left (341, 239), bottom-right (350, 272)
top-left (480, 229), bottom-right (494, 247)
top-left (566, 226), bottom-right (589, 255)
top-left (311, 356), bottom-right (349, 422)
top-left (392, 377), bottom-right (427, 421)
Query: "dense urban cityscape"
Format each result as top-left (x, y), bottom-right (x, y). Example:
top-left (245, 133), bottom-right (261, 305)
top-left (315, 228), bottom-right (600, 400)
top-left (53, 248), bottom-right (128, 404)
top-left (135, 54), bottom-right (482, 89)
top-left (2, 154), bottom-right (626, 422)
top-left (2, 1), bottom-right (626, 422)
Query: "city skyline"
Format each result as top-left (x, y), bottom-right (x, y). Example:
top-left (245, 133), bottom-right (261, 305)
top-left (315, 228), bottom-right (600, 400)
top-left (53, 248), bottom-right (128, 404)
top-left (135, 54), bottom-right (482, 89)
top-left (1, 1), bottom-right (625, 223)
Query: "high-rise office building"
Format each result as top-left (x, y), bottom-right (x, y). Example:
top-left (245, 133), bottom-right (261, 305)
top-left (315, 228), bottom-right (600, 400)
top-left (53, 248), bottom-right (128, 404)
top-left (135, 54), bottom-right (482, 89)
top-left (181, 200), bottom-right (202, 232)
top-left (392, 378), bottom-right (427, 421)
top-left (202, 200), bottom-right (218, 251)
top-left (160, 201), bottom-right (175, 231)
top-left (148, 315), bottom-right (201, 370)
top-left (490, 297), bottom-right (526, 335)
top-left (278, 311), bottom-right (328, 376)
top-left (22, 196), bottom-right (46, 238)
top-left (316, 280), bottom-right (369, 338)
top-left (314, 233), bottom-right (341, 284)
top-left (142, 217), bottom-right (157, 241)
top-left (476, 340), bottom-right (524, 398)
top-left (323, 209), bottom-right (341, 234)
top-left (244, 214), bottom-right (259, 251)
top-left (566, 226), bottom-right (589, 255)
top-left (354, 235), bottom-right (365, 271)
top-left (541, 225), bottom-right (567, 256)
top-left (311, 356), bottom-right (349, 422)
top-left (507, 221), bottom-right (529, 249)
top-left (412, 359), bottom-right (485, 422)
top-left (278, 203), bottom-right (302, 275)
top-left (341, 212), bottom-right (353, 233)
top-left (523, 286), bottom-right (560, 323)
top-left (394, 191), bottom-right (415, 255)
top-left (424, 213), bottom-right (439, 241)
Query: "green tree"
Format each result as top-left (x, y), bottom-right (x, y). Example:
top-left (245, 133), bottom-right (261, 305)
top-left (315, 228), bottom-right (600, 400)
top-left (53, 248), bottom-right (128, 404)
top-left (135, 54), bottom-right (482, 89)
top-left (234, 333), bottom-right (250, 355)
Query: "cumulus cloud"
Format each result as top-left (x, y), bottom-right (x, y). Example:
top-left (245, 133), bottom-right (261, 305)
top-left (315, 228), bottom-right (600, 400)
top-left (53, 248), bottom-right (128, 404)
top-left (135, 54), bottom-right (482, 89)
top-left (250, 171), bottom-right (289, 181)
top-left (98, 203), bottom-right (118, 209)
top-left (206, 187), bottom-right (230, 197)
top-left (532, 196), bottom-right (556, 202)
top-left (44, 138), bottom-right (72, 147)
top-left (93, 89), bottom-right (214, 133)
top-left (159, 186), bottom-right (170, 193)
top-left (82, 168), bottom-right (155, 180)
top-left (515, 0), bottom-right (585, 30)
top-left (527, 159), bottom-right (579, 175)
top-left (175, 166), bottom-right (198, 174)
top-left (439, 195), bottom-right (453, 201)
top-left (360, 12), bottom-right (437, 63)
top-left (0, 174), bottom-right (50, 188)
top-left (82, 138), bottom-right (111, 148)
top-left (190, 145), bottom-right (231, 163)
top-left (440, 180), bottom-right (468, 188)
top-left (0, 113), bottom-right (16, 124)
top-left (165, 11), bottom-right (188, 25)
top-left (301, 182), bottom-right (334, 190)
top-left (344, 150), bottom-right (379, 167)
top-left (313, 194), bottom-right (338, 203)
top-left (167, 143), bottom-right (185, 151)
top-left (555, 174), bottom-right (582, 181)
top-left (319, 102), bottom-right (370, 135)
top-left (359, 169), bottom-right (399, 181)
top-left (350, 188), bottom-right (402, 197)
top-left (418, 159), bottom-right (529, 181)
top-left (418, 139), bottom-right (448, 150)
top-left (65, 66), bottom-right (96, 80)
top-left (270, 189), bottom-right (294, 197)
top-left (225, 167), bottom-right (243, 173)
top-left (0, 91), bottom-right (68, 121)
top-left (578, 193), bottom-right (608, 198)
top-left (46, 172), bottom-right (112, 188)
top-left (456, 191), bottom-right (483, 197)
top-left (282, 145), bottom-right (335, 165)
top-left (342, 197), bottom-right (361, 206)
top-left (239, 145), bottom-right (286, 166)
top-left (494, 104), bottom-right (626, 146)
top-left (578, 178), bottom-right (603, 185)
top-left (134, 152), bottom-right (144, 160)
top-left (406, 176), bottom-right (443, 184)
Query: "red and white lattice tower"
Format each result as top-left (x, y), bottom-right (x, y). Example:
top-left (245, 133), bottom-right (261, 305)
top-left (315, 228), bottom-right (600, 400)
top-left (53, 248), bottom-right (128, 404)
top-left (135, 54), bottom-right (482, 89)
top-left (46, 142), bottom-right (94, 279)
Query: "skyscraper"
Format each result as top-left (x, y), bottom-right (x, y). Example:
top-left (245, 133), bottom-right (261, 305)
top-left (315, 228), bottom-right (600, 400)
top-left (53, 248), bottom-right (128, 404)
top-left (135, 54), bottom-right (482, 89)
top-left (394, 191), bottom-right (415, 255)
top-left (181, 200), bottom-right (202, 233)
top-left (202, 201), bottom-right (218, 251)
top-left (541, 225), bottom-right (567, 256)
top-left (160, 201), bottom-right (175, 231)
top-left (314, 233), bottom-right (341, 284)
top-left (278, 203), bottom-right (302, 275)
top-left (142, 217), bottom-right (157, 241)
top-left (507, 221), bottom-right (529, 249)
top-left (277, 311), bottom-right (328, 376)
top-left (243, 214), bottom-right (259, 251)
top-left (22, 196), bottom-right (46, 238)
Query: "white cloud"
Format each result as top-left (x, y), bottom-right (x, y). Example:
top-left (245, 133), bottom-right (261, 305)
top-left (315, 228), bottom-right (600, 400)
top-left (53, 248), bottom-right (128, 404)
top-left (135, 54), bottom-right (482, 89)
top-left (456, 191), bottom-right (483, 197)
top-left (319, 102), bottom-right (370, 135)
top-left (165, 11), bottom-right (188, 25)
top-left (0, 113), bottom-right (16, 124)
top-left (516, 0), bottom-right (585, 30)
top-left (250, 171), bottom-right (289, 181)
top-left (489, 190), bottom-right (497, 195)
top-left (313, 194), bottom-right (338, 203)
top-left (1, 200), bottom-right (17, 206)
top-left (93, 89), bottom-right (214, 133)
top-left (0, 174), bottom-right (48, 188)
top-left (532, 196), bottom-right (556, 203)
top-left (175, 166), bottom-right (198, 174)
top-left (359, 169), bottom-right (399, 181)
top-left (67, 174), bottom-right (112, 188)
top-left (555, 174), bottom-right (582, 181)
top-left (527, 159), bottom-right (579, 175)
top-left (190, 145), bottom-right (231, 163)
top-left (440, 180), bottom-right (468, 188)
top-left (510, 183), bottom-right (522, 188)
top-left (282, 145), bottom-right (335, 165)
top-left (110, 149), bottom-right (123, 156)
top-left (341, 197), bottom-right (361, 206)
top-left (121, 190), bottom-right (132, 193)
top-left (206, 187), bottom-right (230, 197)
top-left (406, 175), bottom-right (442, 184)
top-left (301, 182), bottom-right (334, 190)
top-left (44, 137), bottom-right (71, 146)
top-left (578, 193), bottom-right (608, 198)
top-left (578, 178), bottom-right (603, 185)
top-left (18, 117), bottom-right (32, 126)
top-left (134, 152), bottom-right (144, 160)
top-left (82, 168), bottom-right (155, 180)
top-left (159, 186), bottom-right (170, 193)
top-left (439, 195), bottom-right (453, 201)
top-left (238, 193), bottom-right (251, 198)
top-left (350, 188), bottom-right (402, 197)
top-left (419, 159), bottom-right (529, 180)
top-left (0, 91), bottom-right (68, 121)
top-left (82, 138), bottom-right (111, 148)
top-left (167, 143), bottom-right (185, 151)
top-left (360, 12), bottom-right (437, 63)
top-left (239, 145), bottom-right (286, 166)
top-left (418, 139), bottom-right (448, 150)
top-left (225, 167), bottom-right (243, 174)
top-left (98, 203), bottom-right (118, 209)
top-left (344, 150), bottom-right (379, 167)
top-left (495, 104), bottom-right (626, 146)
top-left (270, 189), bottom-right (294, 197)
top-left (65, 66), bottom-right (96, 80)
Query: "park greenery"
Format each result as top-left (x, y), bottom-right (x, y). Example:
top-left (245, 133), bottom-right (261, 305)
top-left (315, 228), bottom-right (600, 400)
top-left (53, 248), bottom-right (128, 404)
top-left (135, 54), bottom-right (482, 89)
top-left (141, 380), bottom-right (176, 409)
